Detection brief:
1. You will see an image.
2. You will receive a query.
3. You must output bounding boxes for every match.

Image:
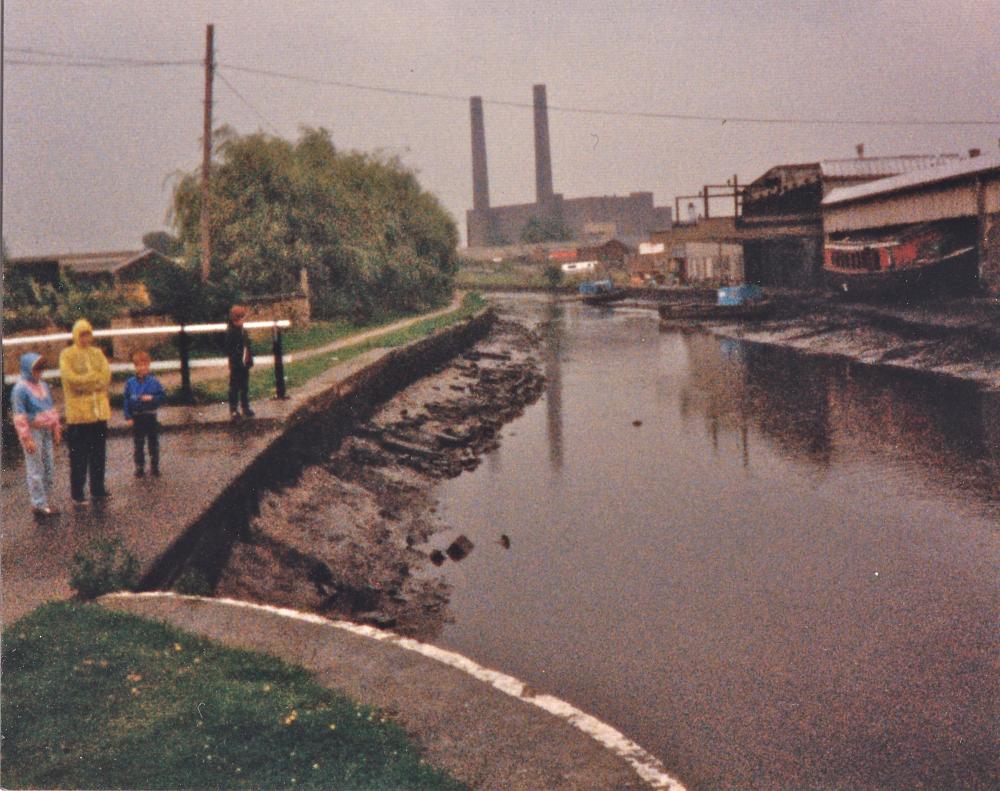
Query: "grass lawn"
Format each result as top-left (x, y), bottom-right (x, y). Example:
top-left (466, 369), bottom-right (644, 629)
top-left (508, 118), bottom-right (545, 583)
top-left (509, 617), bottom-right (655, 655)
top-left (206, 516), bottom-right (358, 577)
top-left (190, 292), bottom-right (487, 404)
top-left (1, 602), bottom-right (466, 790)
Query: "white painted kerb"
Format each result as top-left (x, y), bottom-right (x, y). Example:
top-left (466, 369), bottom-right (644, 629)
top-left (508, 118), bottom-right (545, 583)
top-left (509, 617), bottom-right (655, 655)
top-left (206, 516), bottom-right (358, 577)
top-left (105, 591), bottom-right (686, 791)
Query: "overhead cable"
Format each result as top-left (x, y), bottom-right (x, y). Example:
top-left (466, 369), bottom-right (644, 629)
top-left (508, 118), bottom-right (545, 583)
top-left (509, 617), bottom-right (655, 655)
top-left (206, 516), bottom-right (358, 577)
top-left (216, 68), bottom-right (282, 135)
top-left (6, 45), bottom-right (999, 127)
top-left (217, 62), bottom-right (1000, 128)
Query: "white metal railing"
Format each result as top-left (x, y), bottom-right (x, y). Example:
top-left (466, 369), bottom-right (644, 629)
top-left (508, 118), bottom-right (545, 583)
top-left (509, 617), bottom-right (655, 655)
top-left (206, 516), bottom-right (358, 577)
top-left (3, 355), bottom-right (296, 386)
top-left (4, 319), bottom-right (291, 347)
top-left (4, 319), bottom-right (293, 398)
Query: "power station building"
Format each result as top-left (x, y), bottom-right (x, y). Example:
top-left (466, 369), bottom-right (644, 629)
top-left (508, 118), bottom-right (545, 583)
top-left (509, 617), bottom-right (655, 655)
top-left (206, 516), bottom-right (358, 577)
top-left (466, 85), bottom-right (672, 248)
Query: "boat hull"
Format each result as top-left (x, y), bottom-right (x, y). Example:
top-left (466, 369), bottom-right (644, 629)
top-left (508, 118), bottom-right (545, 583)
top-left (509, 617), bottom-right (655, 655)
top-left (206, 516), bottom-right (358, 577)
top-left (824, 246), bottom-right (978, 299)
top-left (581, 288), bottom-right (627, 306)
top-left (657, 300), bottom-right (774, 322)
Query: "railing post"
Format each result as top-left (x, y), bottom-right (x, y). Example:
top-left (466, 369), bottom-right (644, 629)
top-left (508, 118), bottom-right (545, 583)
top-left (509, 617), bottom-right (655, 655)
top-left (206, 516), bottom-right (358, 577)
top-left (178, 325), bottom-right (193, 404)
top-left (272, 323), bottom-right (287, 399)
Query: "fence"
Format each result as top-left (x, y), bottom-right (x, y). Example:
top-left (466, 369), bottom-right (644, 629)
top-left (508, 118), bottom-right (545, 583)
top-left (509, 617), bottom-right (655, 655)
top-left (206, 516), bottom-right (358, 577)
top-left (4, 320), bottom-right (291, 401)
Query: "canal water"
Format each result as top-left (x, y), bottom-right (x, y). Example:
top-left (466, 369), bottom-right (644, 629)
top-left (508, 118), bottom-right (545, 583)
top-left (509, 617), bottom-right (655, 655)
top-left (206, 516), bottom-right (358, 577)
top-left (423, 295), bottom-right (1000, 791)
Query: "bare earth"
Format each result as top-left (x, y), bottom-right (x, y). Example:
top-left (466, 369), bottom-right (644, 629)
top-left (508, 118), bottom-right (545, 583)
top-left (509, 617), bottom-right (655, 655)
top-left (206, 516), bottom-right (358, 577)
top-left (215, 318), bottom-right (546, 640)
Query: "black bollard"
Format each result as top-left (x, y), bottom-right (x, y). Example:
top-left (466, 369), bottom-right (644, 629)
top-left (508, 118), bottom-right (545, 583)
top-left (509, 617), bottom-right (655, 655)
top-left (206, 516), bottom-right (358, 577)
top-left (272, 324), bottom-right (287, 399)
top-left (178, 327), bottom-right (192, 404)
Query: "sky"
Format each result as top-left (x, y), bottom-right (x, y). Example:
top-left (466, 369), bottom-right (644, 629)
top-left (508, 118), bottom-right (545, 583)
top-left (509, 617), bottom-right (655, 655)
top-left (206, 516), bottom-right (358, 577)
top-left (4, 0), bottom-right (1000, 256)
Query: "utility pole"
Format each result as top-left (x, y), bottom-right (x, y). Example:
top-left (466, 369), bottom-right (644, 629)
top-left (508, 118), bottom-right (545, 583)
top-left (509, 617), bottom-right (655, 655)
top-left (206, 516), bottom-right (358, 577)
top-left (200, 23), bottom-right (215, 282)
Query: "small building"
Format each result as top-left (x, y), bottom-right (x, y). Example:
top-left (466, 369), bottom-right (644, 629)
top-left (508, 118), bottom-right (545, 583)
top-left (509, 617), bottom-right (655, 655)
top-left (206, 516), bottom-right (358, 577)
top-left (8, 248), bottom-right (176, 303)
top-left (740, 154), bottom-right (962, 288)
top-left (576, 239), bottom-right (632, 268)
top-left (822, 154), bottom-right (1000, 294)
top-left (679, 241), bottom-right (745, 284)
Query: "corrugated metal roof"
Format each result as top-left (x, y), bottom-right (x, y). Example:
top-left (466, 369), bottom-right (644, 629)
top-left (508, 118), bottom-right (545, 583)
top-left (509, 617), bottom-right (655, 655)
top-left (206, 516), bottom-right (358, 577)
top-left (819, 154), bottom-right (960, 179)
top-left (823, 155), bottom-right (1000, 206)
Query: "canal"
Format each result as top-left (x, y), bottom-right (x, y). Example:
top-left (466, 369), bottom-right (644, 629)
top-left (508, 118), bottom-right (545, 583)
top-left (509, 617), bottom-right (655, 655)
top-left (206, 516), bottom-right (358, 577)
top-left (422, 295), bottom-right (1000, 790)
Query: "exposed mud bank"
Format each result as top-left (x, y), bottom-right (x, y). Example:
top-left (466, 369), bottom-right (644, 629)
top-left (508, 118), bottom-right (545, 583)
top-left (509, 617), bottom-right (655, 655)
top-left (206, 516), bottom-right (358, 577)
top-left (214, 318), bottom-right (545, 639)
top-left (696, 297), bottom-right (1000, 391)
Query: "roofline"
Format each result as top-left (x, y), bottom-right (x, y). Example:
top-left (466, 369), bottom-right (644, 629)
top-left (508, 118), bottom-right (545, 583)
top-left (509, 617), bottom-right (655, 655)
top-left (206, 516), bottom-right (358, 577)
top-left (9, 248), bottom-right (150, 265)
top-left (823, 155), bottom-right (1000, 207)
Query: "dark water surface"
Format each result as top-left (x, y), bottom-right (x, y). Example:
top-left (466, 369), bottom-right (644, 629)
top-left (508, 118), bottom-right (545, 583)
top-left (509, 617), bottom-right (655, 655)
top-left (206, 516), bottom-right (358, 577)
top-left (424, 295), bottom-right (1000, 791)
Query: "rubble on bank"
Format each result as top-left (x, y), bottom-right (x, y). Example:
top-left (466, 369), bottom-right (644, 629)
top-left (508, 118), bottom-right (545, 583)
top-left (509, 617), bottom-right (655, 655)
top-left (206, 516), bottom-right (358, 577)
top-left (215, 319), bottom-right (545, 639)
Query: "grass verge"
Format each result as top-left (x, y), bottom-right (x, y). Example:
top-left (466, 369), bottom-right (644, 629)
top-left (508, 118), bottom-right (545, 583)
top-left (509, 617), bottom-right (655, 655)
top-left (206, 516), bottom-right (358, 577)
top-left (190, 292), bottom-right (488, 403)
top-left (1, 602), bottom-right (466, 790)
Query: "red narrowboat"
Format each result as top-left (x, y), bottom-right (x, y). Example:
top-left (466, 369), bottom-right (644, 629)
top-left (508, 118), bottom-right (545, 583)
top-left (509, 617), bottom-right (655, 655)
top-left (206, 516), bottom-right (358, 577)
top-left (823, 222), bottom-right (976, 297)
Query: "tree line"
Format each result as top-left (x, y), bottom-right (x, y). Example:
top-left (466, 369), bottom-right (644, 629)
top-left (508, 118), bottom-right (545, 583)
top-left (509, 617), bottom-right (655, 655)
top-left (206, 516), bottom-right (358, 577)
top-left (5, 127), bottom-right (459, 331)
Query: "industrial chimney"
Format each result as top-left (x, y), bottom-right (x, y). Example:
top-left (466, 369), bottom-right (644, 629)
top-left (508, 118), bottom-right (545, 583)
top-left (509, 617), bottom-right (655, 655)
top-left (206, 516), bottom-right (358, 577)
top-left (470, 96), bottom-right (490, 211)
top-left (533, 84), bottom-right (555, 205)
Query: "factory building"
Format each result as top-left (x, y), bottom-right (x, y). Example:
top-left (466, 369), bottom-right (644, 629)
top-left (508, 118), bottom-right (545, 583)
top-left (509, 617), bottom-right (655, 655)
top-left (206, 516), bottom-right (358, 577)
top-left (466, 85), bottom-right (671, 248)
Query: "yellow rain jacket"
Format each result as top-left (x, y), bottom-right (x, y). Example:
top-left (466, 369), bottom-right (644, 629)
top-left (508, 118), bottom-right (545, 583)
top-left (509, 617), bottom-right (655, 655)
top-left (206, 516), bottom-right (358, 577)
top-left (59, 319), bottom-right (112, 425)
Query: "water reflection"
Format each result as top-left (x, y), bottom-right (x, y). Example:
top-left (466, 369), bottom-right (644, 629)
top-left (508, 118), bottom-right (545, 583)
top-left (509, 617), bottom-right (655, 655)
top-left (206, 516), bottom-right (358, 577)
top-left (433, 299), bottom-right (1000, 790)
top-left (681, 333), bottom-right (833, 465)
top-left (540, 298), bottom-right (564, 471)
top-left (678, 331), bottom-right (999, 504)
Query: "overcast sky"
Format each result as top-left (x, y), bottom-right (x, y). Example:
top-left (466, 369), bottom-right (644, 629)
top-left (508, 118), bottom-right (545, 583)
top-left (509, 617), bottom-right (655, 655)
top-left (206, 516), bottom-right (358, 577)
top-left (4, 0), bottom-right (999, 256)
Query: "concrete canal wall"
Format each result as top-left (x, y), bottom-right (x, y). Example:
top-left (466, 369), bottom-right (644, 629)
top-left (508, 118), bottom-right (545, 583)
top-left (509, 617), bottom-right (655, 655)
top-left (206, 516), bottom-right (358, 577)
top-left (139, 307), bottom-right (497, 592)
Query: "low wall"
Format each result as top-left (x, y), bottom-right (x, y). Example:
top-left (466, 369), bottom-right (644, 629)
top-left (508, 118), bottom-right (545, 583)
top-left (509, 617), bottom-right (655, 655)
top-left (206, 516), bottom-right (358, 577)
top-left (140, 307), bottom-right (496, 591)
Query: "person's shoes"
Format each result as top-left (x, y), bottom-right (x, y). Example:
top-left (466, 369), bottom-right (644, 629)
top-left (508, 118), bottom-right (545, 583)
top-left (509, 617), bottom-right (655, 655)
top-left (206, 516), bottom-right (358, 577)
top-left (151, 467), bottom-right (161, 478)
top-left (230, 411), bottom-right (242, 421)
top-left (72, 497), bottom-right (90, 508)
top-left (32, 506), bottom-right (55, 518)
top-left (92, 490), bottom-right (112, 500)
top-left (135, 468), bottom-right (145, 478)
top-left (242, 408), bottom-right (255, 418)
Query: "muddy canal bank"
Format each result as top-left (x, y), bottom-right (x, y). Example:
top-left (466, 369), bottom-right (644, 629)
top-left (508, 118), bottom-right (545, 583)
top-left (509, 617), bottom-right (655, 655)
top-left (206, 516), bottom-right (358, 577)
top-left (214, 318), bottom-right (545, 639)
top-left (703, 297), bottom-right (1000, 390)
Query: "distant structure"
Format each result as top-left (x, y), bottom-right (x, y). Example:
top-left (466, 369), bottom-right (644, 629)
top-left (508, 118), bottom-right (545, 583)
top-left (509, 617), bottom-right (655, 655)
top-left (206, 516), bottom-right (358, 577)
top-left (739, 154), bottom-right (963, 288)
top-left (466, 85), bottom-right (672, 248)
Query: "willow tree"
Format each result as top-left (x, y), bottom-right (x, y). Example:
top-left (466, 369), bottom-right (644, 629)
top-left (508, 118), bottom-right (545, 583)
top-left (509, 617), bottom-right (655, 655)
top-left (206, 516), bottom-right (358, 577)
top-left (171, 127), bottom-right (458, 321)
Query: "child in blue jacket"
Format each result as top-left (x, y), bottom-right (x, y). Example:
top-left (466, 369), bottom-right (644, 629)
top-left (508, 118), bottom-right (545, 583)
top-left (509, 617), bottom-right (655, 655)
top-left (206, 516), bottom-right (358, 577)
top-left (11, 352), bottom-right (62, 517)
top-left (123, 351), bottom-right (166, 477)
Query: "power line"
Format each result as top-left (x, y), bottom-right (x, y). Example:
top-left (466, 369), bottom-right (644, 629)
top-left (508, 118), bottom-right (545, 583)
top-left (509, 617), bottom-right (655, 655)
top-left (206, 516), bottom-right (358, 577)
top-left (217, 68), bottom-right (281, 135)
top-left (6, 46), bottom-right (199, 67)
top-left (218, 62), bottom-right (1000, 128)
top-left (6, 45), bottom-right (999, 128)
top-left (5, 57), bottom-right (198, 68)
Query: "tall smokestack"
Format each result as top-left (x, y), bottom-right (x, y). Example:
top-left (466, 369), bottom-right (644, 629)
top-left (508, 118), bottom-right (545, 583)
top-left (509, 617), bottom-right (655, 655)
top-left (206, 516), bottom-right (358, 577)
top-left (470, 96), bottom-right (490, 211)
top-left (533, 84), bottom-right (554, 204)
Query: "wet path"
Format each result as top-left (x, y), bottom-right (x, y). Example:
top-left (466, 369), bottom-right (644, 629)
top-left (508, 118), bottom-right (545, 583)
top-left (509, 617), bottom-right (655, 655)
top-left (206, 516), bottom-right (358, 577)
top-left (422, 296), bottom-right (1000, 790)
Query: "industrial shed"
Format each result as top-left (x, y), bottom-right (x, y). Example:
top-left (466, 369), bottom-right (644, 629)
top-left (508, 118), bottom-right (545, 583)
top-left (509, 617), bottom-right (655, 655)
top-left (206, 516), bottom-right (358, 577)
top-left (739, 154), bottom-right (961, 289)
top-left (823, 155), bottom-right (1000, 293)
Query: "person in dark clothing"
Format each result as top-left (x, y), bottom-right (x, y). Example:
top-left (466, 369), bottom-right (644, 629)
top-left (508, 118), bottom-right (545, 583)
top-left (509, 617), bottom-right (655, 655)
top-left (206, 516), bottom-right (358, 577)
top-left (123, 351), bottom-right (166, 477)
top-left (225, 305), bottom-right (255, 419)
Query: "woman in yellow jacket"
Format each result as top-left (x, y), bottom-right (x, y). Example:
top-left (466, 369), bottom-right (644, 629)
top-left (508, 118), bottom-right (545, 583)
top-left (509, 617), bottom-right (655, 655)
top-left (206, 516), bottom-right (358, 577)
top-left (59, 319), bottom-right (112, 505)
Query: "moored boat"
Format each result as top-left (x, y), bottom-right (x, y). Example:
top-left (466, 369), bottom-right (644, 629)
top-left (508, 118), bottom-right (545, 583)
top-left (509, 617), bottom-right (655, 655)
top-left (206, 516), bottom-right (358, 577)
top-left (579, 279), bottom-right (627, 305)
top-left (657, 284), bottom-right (773, 323)
top-left (823, 222), bottom-right (977, 298)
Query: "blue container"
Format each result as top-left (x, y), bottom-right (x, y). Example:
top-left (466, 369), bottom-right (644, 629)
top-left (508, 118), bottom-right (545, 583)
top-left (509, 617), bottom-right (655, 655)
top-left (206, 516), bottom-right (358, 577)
top-left (579, 279), bottom-right (614, 296)
top-left (717, 284), bottom-right (764, 306)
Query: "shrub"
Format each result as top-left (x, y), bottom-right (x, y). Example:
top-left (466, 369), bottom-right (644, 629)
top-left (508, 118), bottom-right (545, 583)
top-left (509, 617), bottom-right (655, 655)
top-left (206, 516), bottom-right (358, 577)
top-left (69, 537), bottom-right (140, 599)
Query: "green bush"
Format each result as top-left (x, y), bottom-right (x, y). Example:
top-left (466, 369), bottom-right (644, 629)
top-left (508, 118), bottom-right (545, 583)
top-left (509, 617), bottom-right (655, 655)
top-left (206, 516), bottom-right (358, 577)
top-left (69, 537), bottom-right (140, 599)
